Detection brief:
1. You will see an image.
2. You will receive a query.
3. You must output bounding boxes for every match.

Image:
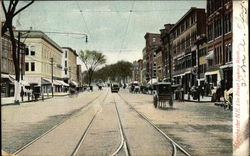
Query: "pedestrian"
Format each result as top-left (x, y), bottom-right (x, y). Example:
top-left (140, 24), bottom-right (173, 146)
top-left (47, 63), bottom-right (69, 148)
top-left (20, 87), bottom-right (24, 102)
top-left (201, 85), bottom-right (205, 98)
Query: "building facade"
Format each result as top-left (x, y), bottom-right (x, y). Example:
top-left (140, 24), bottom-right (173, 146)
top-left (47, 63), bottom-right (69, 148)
top-left (1, 34), bottom-right (26, 97)
top-left (21, 30), bottom-right (64, 92)
top-left (170, 7), bottom-right (206, 93)
top-left (160, 24), bottom-right (174, 82)
top-left (155, 47), bottom-right (163, 81)
top-left (144, 33), bottom-right (161, 82)
top-left (141, 47), bottom-right (147, 85)
top-left (62, 47), bottom-right (78, 86)
top-left (206, 0), bottom-right (232, 92)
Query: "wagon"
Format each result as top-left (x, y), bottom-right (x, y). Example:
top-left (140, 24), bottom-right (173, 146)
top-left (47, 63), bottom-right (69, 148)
top-left (153, 82), bottom-right (173, 108)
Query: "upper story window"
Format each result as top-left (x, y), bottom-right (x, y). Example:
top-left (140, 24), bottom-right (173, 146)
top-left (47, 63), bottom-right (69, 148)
top-left (152, 38), bottom-right (156, 42)
top-left (31, 62), bottom-right (35, 71)
top-left (25, 62), bottom-right (29, 71)
top-left (30, 46), bottom-right (35, 56)
top-left (65, 51), bottom-right (67, 58)
top-left (25, 47), bottom-right (29, 55)
top-left (65, 61), bottom-right (67, 67)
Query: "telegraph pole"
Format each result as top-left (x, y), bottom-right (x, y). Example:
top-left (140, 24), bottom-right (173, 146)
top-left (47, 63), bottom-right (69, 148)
top-left (50, 58), bottom-right (54, 97)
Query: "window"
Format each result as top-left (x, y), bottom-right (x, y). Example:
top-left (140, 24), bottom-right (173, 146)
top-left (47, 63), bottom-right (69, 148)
top-left (30, 46), bottom-right (35, 56)
top-left (65, 61), bottom-right (67, 67)
top-left (152, 38), bottom-right (156, 42)
top-left (65, 51), bottom-right (67, 58)
top-left (31, 62), bottom-right (35, 71)
top-left (25, 62), bottom-right (29, 71)
top-left (25, 48), bottom-right (29, 55)
top-left (65, 69), bottom-right (67, 75)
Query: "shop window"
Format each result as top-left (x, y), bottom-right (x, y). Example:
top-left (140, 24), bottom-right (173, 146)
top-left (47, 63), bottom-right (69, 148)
top-left (31, 62), bottom-right (35, 71)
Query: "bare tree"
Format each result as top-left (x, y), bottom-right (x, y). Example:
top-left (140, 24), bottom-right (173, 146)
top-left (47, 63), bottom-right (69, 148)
top-left (1, 0), bottom-right (34, 103)
top-left (79, 50), bottom-right (106, 86)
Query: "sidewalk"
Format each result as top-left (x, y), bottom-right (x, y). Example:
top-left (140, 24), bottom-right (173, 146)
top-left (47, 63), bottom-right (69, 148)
top-left (183, 94), bottom-right (224, 103)
top-left (1, 92), bottom-right (70, 106)
top-left (183, 94), bottom-right (211, 103)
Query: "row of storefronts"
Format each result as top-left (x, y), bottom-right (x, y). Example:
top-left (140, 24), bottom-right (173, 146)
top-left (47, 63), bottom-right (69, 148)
top-left (133, 1), bottom-right (233, 98)
top-left (1, 74), bottom-right (79, 97)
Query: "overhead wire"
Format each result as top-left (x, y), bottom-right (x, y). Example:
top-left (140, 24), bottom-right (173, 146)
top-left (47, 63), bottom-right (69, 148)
top-left (117, 0), bottom-right (135, 58)
top-left (75, 2), bottom-right (93, 50)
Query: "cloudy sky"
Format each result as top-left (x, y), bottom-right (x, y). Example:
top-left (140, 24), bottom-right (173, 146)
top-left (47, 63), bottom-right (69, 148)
top-left (12, 1), bottom-right (206, 66)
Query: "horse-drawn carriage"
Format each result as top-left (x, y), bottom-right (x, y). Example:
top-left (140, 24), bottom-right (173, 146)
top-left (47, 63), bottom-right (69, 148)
top-left (153, 82), bottom-right (173, 108)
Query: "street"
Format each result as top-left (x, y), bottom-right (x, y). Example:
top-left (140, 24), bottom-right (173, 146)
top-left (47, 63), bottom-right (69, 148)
top-left (2, 87), bottom-right (232, 156)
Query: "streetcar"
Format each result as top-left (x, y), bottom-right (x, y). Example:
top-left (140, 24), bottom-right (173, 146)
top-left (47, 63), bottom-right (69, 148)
top-left (153, 82), bottom-right (173, 108)
top-left (111, 82), bottom-right (119, 93)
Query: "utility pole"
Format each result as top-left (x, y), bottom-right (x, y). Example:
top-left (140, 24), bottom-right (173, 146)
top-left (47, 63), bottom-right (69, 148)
top-left (50, 57), bottom-right (54, 97)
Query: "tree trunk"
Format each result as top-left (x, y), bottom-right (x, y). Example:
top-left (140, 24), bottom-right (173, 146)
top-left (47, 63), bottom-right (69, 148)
top-left (9, 23), bottom-right (21, 103)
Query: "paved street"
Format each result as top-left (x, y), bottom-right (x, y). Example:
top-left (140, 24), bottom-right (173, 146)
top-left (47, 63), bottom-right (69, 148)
top-left (2, 87), bottom-right (232, 156)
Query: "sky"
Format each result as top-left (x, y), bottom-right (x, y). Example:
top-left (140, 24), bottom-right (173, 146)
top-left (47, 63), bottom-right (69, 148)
top-left (10, 1), bottom-right (206, 67)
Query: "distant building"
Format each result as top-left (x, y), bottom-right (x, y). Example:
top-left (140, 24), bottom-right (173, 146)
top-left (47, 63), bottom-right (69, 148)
top-left (76, 64), bottom-right (82, 86)
top-left (1, 34), bottom-right (26, 97)
top-left (141, 47), bottom-right (147, 85)
top-left (206, 0), bottom-right (232, 91)
top-left (132, 61), bottom-right (140, 82)
top-left (170, 7), bottom-right (206, 93)
top-left (155, 46), bottom-right (163, 81)
top-left (62, 47), bottom-right (78, 86)
top-left (144, 33), bottom-right (161, 83)
top-left (137, 59), bottom-right (143, 83)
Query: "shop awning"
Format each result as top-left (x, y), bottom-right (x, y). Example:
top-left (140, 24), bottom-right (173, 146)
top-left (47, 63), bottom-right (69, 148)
top-left (206, 50), bottom-right (214, 60)
top-left (23, 76), bottom-right (41, 84)
top-left (53, 80), bottom-right (62, 86)
top-left (1, 74), bottom-right (15, 83)
top-left (57, 80), bottom-right (69, 86)
top-left (70, 81), bottom-right (78, 86)
top-left (20, 80), bottom-right (30, 86)
top-left (220, 63), bottom-right (233, 69)
top-left (204, 70), bottom-right (219, 76)
top-left (42, 78), bottom-right (52, 85)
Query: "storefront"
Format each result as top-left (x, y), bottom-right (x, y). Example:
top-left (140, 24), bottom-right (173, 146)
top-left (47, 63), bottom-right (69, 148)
top-left (220, 64), bottom-right (233, 90)
top-left (1, 74), bottom-right (15, 97)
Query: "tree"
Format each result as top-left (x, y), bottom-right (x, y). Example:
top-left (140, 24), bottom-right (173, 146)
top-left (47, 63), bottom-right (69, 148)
top-left (1, 0), bottom-right (34, 103)
top-left (79, 50), bottom-right (106, 86)
top-left (92, 60), bottom-right (133, 84)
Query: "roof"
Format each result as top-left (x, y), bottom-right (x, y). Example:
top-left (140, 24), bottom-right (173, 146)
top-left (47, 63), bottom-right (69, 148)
top-left (170, 7), bottom-right (205, 32)
top-left (16, 30), bottom-right (63, 53)
top-left (62, 47), bottom-right (78, 56)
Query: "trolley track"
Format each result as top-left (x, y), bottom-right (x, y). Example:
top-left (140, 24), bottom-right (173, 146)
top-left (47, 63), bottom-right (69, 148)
top-left (13, 91), bottom-right (106, 155)
top-left (111, 97), bottom-right (130, 156)
top-left (118, 93), bottom-right (191, 156)
top-left (71, 90), bottom-right (109, 156)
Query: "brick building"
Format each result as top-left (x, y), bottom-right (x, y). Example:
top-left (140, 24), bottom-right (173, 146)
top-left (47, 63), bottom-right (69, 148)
top-left (206, 0), bottom-right (232, 91)
top-left (160, 24), bottom-right (174, 82)
top-left (144, 33), bottom-right (161, 82)
top-left (170, 7), bottom-right (206, 93)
